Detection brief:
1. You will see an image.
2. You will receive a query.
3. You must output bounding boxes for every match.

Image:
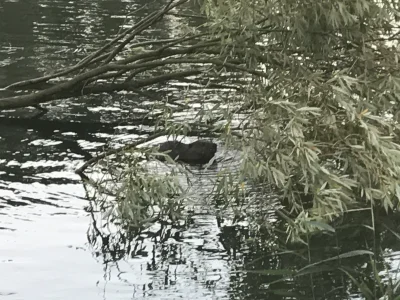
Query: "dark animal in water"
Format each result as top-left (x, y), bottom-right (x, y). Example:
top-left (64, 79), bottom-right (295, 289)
top-left (158, 140), bottom-right (217, 165)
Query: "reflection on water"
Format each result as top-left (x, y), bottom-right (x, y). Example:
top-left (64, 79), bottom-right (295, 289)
top-left (0, 1), bottom-right (235, 299)
top-left (1, 0), bottom-right (400, 299)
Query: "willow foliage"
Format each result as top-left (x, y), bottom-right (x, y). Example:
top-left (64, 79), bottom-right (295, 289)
top-left (202, 0), bottom-right (400, 228)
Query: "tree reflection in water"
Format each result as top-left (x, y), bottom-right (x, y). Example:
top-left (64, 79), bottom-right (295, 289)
top-left (85, 186), bottom-right (400, 299)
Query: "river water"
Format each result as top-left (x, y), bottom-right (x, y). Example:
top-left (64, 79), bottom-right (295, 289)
top-left (0, 1), bottom-right (236, 299)
top-left (2, 1), bottom-right (400, 300)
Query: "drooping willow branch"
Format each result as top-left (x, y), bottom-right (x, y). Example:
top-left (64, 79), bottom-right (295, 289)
top-left (75, 131), bottom-right (166, 174)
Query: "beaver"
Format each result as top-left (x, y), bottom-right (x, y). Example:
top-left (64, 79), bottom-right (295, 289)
top-left (158, 140), bottom-right (217, 165)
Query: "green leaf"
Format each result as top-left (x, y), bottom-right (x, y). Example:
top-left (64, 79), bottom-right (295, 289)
top-left (305, 220), bottom-right (335, 232)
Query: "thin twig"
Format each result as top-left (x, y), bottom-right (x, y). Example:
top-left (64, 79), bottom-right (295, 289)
top-left (75, 132), bottom-right (165, 174)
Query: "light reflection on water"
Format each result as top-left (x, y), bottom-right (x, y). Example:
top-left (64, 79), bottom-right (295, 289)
top-left (0, 0), bottom-right (234, 299)
top-left (0, 192), bottom-right (232, 300)
top-left (0, 2), bottom-right (238, 298)
top-left (0, 134), bottom-right (235, 300)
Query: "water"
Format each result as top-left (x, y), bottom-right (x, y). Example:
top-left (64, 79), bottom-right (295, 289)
top-left (0, 1), bottom-right (234, 299)
top-left (2, 1), bottom-right (400, 299)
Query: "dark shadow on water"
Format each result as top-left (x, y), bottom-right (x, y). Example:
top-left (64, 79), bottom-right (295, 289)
top-left (225, 209), bottom-right (400, 300)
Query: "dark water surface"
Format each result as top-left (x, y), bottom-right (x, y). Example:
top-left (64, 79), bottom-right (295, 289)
top-left (0, 1), bottom-right (238, 299)
top-left (2, 1), bottom-right (400, 300)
